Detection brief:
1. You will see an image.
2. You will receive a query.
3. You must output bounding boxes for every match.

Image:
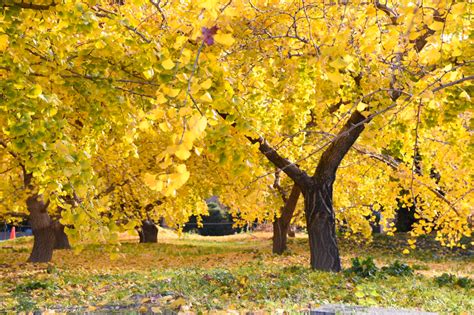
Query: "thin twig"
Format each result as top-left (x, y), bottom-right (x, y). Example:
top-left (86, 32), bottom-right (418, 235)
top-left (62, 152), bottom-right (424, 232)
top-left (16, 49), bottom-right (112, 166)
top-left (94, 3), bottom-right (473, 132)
top-left (184, 42), bottom-right (205, 116)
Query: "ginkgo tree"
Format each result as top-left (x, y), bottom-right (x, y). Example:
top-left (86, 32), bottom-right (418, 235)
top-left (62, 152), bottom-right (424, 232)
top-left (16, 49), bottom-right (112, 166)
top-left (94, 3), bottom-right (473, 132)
top-left (1, 0), bottom-right (472, 272)
top-left (183, 0), bottom-right (473, 271)
top-left (0, 0), bottom-right (274, 262)
top-left (0, 0), bottom-right (215, 261)
top-left (0, 0), bottom-right (277, 261)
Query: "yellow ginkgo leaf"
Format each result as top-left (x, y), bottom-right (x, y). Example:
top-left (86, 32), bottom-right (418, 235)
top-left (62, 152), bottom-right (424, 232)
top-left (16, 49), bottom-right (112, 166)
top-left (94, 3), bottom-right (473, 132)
top-left (142, 172), bottom-right (156, 185)
top-left (13, 83), bottom-right (25, 90)
top-left (150, 107), bottom-right (165, 119)
top-left (178, 107), bottom-right (193, 116)
top-left (175, 149), bottom-right (191, 160)
top-left (143, 68), bottom-right (154, 80)
top-left (176, 164), bottom-right (187, 173)
top-left (356, 102), bottom-right (368, 112)
top-left (0, 34), bottom-right (9, 51)
top-left (173, 36), bottom-right (187, 49)
top-left (326, 71), bottom-right (344, 84)
top-left (138, 120), bottom-right (150, 131)
top-left (195, 116), bottom-right (207, 133)
top-left (159, 122), bottom-right (171, 132)
top-left (143, 173), bottom-right (163, 191)
top-left (27, 84), bottom-right (43, 98)
top-left (200, 79), bottom-right (212, 90)
top-left (156, 92), bottom-right (168, 104)
top-left (164, 87), bottom-right (180, 98)
top-left (429, 21), bottom-right (444, 31)
top-left (329, 58), bottom-right (346, 69)
top-left (199, 0), bottom-right (219, 10)
top-left (199, 92), bottom-right (213, 103)
top-left (94, 40), bottom-right (106, 49)
top-left (162, 59), bottom-right (175, 70)
top-left (214, 33), bottom-right (235, 46)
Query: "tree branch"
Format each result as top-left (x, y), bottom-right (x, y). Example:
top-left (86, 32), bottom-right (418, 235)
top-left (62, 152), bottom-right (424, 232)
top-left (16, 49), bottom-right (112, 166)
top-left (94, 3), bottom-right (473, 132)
top-left (273, 169), bottom-right (288, 203)
top-left (94, 179), bottom-right (130, 200)
top-left (432, 75), bottom-right (474, 92)
top-left (314, 110), bottom-right (367, 181)
top-left (374, 0), bottom-right (399, 24)
top-left (1, 1), bottom-right (57, 10)
top-left (217, 112), bottom-right (311, 187)
top-left (353, 146), bottom-right (461, 216)
top-left (253, 136), bottom-right (312, 188)
top-left (149, 0), bottom-right (167, 28)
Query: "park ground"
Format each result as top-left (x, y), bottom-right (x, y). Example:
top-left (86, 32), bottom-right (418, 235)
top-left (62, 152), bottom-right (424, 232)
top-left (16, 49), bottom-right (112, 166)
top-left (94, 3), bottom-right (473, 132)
top-left (0, 230), bottom-right (473, 313)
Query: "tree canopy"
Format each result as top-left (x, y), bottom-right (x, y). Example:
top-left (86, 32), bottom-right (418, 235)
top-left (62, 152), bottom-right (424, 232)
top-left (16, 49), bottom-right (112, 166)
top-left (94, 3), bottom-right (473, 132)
top-left (0, 0), bottom-right (472, 266)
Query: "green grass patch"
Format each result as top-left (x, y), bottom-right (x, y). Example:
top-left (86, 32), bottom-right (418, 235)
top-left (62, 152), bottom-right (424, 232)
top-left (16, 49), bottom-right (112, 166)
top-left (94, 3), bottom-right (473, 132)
top-left (0, 232), bottom-right (472, 313)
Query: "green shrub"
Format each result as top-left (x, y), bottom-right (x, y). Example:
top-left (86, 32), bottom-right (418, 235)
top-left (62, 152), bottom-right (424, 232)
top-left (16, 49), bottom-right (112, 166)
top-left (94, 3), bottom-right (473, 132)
top-left (435, 273), bottom-right (473, 289)
top-left (15, 280), bottom-right (55, 293)
top-left (382, 260), bottom-right (414, 277)
top-left (345, 257), bottom-right (379, 278)
top-left (184, 202), bottom-right (242, 236)
top-left (456, 276), bottom-right (473, 289)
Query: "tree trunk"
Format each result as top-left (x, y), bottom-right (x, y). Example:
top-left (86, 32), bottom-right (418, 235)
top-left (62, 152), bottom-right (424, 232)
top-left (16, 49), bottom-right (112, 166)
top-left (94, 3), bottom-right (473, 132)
top-left (27, 195), bottom-right (55, 263)
top-left (138, 220), bottom-right (158, 243)
top-left (52, 221), bottom-right (71, 249)
top-left (287, 226), bottom-right (296, 237)
top-left (273, 184), bottom-right (300, 254)
top-left (159, 217), bottom-right (168, 228)
top-left (304, 182), bottom-right (342, 272)
top-left (303, 110), bottom-right (366, 271)
top-left (219, 108), bottom-right (368, 272)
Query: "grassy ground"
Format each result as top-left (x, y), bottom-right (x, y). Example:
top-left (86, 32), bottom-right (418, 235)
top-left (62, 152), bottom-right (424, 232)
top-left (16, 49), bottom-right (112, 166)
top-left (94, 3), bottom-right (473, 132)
top-left (0, 230), bottom-right (472, 313)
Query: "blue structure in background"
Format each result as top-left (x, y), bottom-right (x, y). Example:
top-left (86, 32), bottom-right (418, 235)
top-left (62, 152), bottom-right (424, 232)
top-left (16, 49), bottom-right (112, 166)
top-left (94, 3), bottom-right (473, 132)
top-left (0, 223), bottom-right (32, 241)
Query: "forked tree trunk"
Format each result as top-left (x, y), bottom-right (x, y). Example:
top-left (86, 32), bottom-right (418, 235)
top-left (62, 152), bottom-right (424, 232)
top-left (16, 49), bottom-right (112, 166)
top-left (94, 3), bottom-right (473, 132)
top-left (27, 195), bottom-right (55, 263)
top-left (273, 184), bottom-right (300, 254)
top-left (220, 106), bottom-right (368, 272)
top-left (303, 111), bottom-right (366, 271)
top-left (138, 220), bottom-right (158, 243)
top-left (52, 221), bottom-right (71, 249)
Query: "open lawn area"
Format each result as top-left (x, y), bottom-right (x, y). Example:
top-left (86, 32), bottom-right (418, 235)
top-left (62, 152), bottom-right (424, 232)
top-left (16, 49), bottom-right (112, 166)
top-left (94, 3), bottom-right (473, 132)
top-left (0, 231), bottom-right (472, 313)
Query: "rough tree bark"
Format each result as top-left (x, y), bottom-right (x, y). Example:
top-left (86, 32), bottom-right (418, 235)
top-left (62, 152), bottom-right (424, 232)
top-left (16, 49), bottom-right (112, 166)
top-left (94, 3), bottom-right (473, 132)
top-left (27, 194), bottom-right (55, 262)
top-left (303, 111), bottom-right (366, 271)
top-left (23, 172), bottom-right (73, 261)
top-left (52, 221), bottom-right (71, 249)
top-left (273, 184), bottom-right (300, 254)
top-left (138, 220), bottom-right (158, 243)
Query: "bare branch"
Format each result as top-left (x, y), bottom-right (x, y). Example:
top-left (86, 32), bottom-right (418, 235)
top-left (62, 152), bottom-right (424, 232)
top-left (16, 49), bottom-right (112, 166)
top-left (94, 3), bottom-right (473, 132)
top-left (374, 0), bottom-right (399, 24)
top-left (149, 0), bottom-right (167, 28)
top-left (432, 75), bottom-right (474, 92)
top-left (273, 169), bottom-right (288, 203)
